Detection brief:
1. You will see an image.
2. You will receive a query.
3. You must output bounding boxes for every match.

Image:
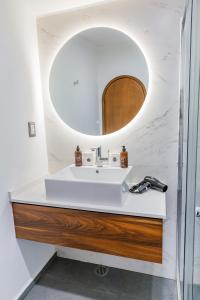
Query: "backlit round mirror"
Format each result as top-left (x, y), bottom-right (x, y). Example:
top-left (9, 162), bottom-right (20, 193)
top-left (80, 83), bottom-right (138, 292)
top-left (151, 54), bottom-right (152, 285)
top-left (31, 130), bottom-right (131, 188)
top-left (49, 27), bottom-right (149, 135)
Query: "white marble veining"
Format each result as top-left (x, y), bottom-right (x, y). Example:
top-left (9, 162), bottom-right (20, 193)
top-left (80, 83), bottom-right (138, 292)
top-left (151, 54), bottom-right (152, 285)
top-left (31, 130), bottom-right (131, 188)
top-left (37, 0), bottom-right (186, 279)
top-left (10, 178), bottom-right (166, 219)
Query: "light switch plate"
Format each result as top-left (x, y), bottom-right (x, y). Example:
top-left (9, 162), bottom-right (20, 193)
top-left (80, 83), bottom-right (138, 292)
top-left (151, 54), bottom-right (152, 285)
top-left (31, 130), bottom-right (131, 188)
top-left (28, 122), bottom-right (36, 137)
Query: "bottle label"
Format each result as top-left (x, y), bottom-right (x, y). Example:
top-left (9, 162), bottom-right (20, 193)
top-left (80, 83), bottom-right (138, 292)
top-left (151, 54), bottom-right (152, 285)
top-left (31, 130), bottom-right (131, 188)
top-left (75, 154), bottom-right (82, 166)
top-left (121, 156), bottom-right (128, 168)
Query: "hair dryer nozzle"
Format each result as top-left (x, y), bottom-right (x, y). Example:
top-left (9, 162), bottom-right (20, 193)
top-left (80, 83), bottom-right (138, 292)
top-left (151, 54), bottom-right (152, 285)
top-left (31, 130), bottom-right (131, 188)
top-left (144, 176), bottom-right (168, 192)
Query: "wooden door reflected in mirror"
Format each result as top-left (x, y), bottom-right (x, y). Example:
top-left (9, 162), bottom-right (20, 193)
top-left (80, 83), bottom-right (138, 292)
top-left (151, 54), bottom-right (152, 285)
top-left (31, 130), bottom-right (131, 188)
top-left (102, 75), bottom-right (146, 134)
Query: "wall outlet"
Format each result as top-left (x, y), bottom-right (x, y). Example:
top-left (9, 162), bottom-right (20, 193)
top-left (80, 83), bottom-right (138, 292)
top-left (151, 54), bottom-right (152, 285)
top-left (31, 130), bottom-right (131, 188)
top-left (28, 122), bottom-right (36, 137)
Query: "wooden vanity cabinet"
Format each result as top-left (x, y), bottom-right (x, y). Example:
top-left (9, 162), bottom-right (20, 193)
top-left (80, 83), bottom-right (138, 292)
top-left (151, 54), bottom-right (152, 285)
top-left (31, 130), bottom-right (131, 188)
top-left (12, 203), bottom-right (163, 264)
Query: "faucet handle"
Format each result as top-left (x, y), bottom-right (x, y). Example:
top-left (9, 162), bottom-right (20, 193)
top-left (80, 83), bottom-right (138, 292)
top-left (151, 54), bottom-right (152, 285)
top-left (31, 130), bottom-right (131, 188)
top-left (91, 147), bottom-right (98, 155)
top-left (91, 146), bottom-right (101, 153)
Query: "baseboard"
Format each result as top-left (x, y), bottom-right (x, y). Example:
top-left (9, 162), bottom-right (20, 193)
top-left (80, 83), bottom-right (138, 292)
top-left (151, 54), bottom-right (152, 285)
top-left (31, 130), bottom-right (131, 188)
top-left (17, 252), bottom-right (57, 300)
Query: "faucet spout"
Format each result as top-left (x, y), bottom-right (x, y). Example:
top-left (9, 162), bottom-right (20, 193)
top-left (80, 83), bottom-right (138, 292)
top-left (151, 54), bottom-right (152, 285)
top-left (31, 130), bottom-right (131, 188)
top-left (91, 146), bottom-right (109, 167)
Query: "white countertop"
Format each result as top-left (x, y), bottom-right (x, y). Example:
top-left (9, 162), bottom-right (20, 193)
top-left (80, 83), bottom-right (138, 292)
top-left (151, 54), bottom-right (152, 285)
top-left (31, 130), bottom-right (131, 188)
top-left (9, 178), bottom-right (166, 219)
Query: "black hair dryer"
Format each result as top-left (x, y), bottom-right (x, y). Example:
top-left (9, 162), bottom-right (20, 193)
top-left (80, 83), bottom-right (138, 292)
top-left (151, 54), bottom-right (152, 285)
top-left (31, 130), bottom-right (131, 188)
top-left (144, 176), bottom-right (168, 192)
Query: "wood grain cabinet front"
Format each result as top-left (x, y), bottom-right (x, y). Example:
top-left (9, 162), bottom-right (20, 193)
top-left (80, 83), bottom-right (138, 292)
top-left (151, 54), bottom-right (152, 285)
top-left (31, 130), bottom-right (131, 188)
top-left (12, 203), bottom-right (163, 264)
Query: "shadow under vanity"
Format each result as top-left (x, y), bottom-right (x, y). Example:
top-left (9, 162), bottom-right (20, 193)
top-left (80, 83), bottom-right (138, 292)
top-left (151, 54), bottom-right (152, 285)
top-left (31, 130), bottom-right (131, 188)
top-left (10, 27), bottom-right (166, 266)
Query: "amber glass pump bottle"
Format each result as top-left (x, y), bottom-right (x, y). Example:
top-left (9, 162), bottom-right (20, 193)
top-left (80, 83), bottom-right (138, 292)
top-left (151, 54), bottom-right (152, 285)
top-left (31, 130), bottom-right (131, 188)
top-left (75, 145), bottom-right (82, 167)
top-left (120, 145), bottom-right (128, 168)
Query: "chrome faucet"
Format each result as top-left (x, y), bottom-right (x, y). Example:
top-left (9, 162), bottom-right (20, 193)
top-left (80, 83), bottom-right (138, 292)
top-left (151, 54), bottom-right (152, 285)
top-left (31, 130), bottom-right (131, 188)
top-left (91, 146), bottom-right (109, 167)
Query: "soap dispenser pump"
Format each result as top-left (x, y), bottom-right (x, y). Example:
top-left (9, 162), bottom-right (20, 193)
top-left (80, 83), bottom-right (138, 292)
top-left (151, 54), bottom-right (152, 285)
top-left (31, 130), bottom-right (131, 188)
top-left (120, 145), bottom-right (128, 168)
top-left (75, 145), bottom-right (82, 167)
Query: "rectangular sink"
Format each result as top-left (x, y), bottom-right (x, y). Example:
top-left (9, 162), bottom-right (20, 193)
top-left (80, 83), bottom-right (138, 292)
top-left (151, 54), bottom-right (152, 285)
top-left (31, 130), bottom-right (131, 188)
top-left (45, 165), bottom-right (132, 206)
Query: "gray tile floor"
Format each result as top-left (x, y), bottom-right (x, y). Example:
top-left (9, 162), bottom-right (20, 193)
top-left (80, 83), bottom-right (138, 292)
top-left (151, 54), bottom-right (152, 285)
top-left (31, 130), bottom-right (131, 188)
top-left (193, 284), bottom-right (200, 300)
top-left (24, 257), bottom-right (177, 300)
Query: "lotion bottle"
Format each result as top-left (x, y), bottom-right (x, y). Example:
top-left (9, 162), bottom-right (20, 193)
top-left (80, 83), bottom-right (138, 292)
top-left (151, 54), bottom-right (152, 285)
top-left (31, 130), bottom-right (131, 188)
top-left (120, 145), bottom-right (128, 168)
top-left (75, 145), bottom-right (82, 167)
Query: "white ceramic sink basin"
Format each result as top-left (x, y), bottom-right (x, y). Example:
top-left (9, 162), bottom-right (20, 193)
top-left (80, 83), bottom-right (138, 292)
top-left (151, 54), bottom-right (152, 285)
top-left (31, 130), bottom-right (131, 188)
top-left (45, 165), bottom-right (132, 206)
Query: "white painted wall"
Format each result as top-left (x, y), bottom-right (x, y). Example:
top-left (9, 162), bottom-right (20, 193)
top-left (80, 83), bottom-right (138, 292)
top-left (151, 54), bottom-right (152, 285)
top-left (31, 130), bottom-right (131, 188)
top-left (37, 0), bottom-right (186, 280)
top-left (0, 1), bottom-right (55, 299)
top-left (28, 0), bottom-right (109, 16)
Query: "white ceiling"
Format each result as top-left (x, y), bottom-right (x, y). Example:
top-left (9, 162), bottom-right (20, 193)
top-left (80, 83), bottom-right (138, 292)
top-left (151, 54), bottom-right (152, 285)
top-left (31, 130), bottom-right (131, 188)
top-left (28, 0), bottom-right (186, 17)
top-left (79, 28), bottom-right (135, 47)
top-left (28, 0), bottom-right (111, 16)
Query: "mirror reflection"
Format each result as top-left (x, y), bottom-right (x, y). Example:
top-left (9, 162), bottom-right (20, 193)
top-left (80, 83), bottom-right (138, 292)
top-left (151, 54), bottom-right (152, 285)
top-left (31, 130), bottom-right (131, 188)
top-left (49, 28), bottom-right (149, 135)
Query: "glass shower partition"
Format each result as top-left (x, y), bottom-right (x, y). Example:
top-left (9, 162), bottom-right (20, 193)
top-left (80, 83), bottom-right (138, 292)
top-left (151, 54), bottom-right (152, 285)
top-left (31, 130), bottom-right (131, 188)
top-left (178, 0), bottom-right (200, 299)
top-left (193, 97), bottom-right (200, 298)
top-left (178, 0), bottom-right (200, 300)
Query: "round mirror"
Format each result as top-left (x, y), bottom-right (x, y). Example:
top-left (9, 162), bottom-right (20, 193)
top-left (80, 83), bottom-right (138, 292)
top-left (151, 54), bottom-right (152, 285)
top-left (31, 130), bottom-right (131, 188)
top-left (49, 27), bottom-right (149, 135)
